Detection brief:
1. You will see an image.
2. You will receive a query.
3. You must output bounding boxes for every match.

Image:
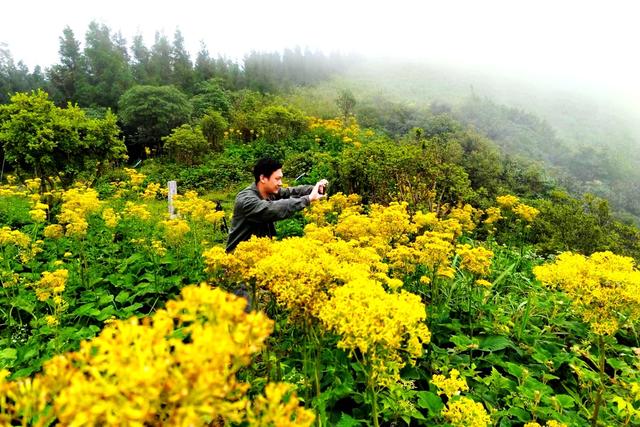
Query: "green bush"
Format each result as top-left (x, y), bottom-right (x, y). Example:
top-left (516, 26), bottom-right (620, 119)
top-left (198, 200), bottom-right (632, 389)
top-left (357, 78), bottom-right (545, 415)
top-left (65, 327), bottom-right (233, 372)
top-left (162, 124), bottom-right (209, 166)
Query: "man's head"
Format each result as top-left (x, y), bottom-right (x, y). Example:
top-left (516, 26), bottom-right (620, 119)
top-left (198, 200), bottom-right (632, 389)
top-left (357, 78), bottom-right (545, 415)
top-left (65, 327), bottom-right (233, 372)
top-left (253, 158), bottom-right (283, 196)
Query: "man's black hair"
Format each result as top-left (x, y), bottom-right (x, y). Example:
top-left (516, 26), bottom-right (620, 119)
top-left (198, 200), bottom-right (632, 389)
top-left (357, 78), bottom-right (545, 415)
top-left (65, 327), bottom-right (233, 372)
top-left (253, 158), bottom-right (283, 183)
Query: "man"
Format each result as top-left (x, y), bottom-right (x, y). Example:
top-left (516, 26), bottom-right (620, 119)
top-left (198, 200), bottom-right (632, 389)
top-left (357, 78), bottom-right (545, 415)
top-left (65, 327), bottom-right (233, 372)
top-left (226, 158), bottom-right (328, 252)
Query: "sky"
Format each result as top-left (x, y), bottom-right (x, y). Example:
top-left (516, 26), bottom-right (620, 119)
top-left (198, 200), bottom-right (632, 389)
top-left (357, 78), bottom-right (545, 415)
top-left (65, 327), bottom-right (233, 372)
top-left (1, 0), bottom-right (639, 107)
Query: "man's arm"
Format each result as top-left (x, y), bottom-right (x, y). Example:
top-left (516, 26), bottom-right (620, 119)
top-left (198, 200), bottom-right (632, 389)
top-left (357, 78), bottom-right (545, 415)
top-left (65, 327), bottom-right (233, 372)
top-left (277, 184), bottom-right (314, 199)
top-left (241, 194), bottom-right (311, 223)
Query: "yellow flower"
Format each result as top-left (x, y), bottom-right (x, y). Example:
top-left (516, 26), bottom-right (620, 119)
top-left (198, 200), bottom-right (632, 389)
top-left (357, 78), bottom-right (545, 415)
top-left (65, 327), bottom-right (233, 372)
top-left (513, 203), bottom-right (540, 222)
top-left (484, 207), bottom-right (502, 225)
top-left (123, 202), bottom-right (151, 221)
top-left (124, 167), bottom-right (146, 187)
top-left (246, 383), bottom-right (315, 426)
top-left (456, 244), bottom-right (494, 276)
top-left (141, 183), bottom-right (161, 200)
top-left (319, 278), bottom-right (430, 385)
top-left (442, 396), bottom-right (491, 427)
top-left (101, 208), bottom-right (120, 228)
top-left (45, 315), bottom-right (59, 326)
top-left (57, 187), bottom-right (101, 237)
top-left (43, 224), bottom-right (64, 239)
top-left (0, 284), bottom-right (314, 425)
top-left (34, 269), bottom-right (68, 301)
top-left (475, 279), bottom-right (493, 288)
top-left (160, 218), bottom-right (190, 244)
top-left (496, 194), bottom-right (519, 209)
top-left (151, 240), bottom-right (166, 257)
top-left (534, 251), bottom-right (640, 335)
top-left (0, 226), bottom-right (31, 248)
top-left (29, 209), bottom-right (47, 222)
top-left (432, 369), bottom-right (469, 397)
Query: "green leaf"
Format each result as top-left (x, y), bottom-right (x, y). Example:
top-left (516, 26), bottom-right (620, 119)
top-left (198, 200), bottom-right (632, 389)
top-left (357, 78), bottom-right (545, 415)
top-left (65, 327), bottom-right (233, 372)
top-left (98, 293), bottom-right (114, 306)
top-left (554, 394), bottom-right (575, 409)
top-left (478, 335), bottom-right (513, 352)
top-left (115, 290), bottom-right (130, 303)
top-left (416, 391), bottom-right (444, 414)
top-left (507, 406), bottom-right (530, 422)
top-left (335, 413), bottom-right (362, 427)
top-left (10, 367), bottom-right (35, 378)
top-left (121, 303), bottom-right (143, 314)
top-left (72, 303), bottom-right (101, 317)
top-left (450, 334), bottom-right (479, 350)
top-left (0, 348), bottom-right (17, 361)
top-left (492, 261), bottom-right (517, 287)
top-left (97, 306), bottom-right (117, 321)
top-left (505, 362), bottom-right (525, 378)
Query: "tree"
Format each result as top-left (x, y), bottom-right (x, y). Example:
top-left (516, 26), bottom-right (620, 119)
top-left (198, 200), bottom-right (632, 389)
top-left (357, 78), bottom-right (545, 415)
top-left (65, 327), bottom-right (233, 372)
top-left (190, 79), bottom-right (230, 118)
top-left (48, 26), bottom-right (90, 105)
top-left (118, 85), bottom-right (191, 156)
top-left (162, 124), bottom-right (209, 165)
top-left (194, 43), bottom-right (215, 83)
top-left (200, 111), bottom-right (228, 152)
top-left (0, 90), bottom-right (127, 188)
top-left (130, 34), bottom-right (151, 84)
top-left (1, 44), bottom-right (43, 104)
top-left (171, 29), bottom-right (193, 92)
top-left (148, 32), bottom-right (172, 85)
top-left (254, 105), bottom-right (308, 143)
top-left (336, 89), bottom-right (356, 123)
top-left (83, 21), bottom-right (133, 108)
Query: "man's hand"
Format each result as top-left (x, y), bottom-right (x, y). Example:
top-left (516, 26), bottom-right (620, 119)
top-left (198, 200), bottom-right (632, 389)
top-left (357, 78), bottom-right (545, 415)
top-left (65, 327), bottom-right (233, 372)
top-left (309, 179), bottom-right (329, 202)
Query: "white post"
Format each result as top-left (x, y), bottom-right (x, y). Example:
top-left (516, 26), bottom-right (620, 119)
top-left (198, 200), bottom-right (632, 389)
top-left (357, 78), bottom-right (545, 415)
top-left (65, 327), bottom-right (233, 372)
top-left (168, 180), bottom-right (177, 218)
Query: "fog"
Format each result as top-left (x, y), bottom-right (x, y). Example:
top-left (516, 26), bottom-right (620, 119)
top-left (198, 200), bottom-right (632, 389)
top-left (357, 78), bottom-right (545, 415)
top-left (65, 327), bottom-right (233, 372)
top-left (2, 0), bottom-right (639, 118)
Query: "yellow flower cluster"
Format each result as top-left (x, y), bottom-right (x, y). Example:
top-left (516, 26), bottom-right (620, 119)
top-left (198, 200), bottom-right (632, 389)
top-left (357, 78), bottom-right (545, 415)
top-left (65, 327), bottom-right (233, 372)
top-left (496, 195), bottom-right (519, 209)
top-left (246, 382), bottom-right (315, 426)
top-left (43, 224), bottom-right (64, 239)
top-left (449, 204), bottom-right (480, 233)
top-left (28, 197), bottom-right (48, 223)
top-left (524, 421), bottom-right (568, 427)
top-left (151, 239), bottom-right (166, 257)
top-left (308, 117), bottom-right (361, 143)
top-left (0, 226), bottom-right (35, 265)
top-left (205, 235), bottom-right (388, 318)
top-left (484, 207), bottom-right (502, 225)
top-left (33, 269), bottom-right (68, 302)
top-left (123, 167), bottom-right (146, 188)
top-left (101, 207), bottom-right (120, 228)
top-left (0, 284), bottom-right (313, 426)
top-left (57, 188), bottom-right (102, 237)
top-left (160, 218), bottom-right (191, 245)
top-left (431, 369), bottom-right (469, 397)
top-left (123, 201), bottom-right (151, 221)
top-left (456, 244), bottom-right (494, 276)
top-left (141, 182), bottom-right (161, 200)
top-left (304, 192), bottom-right (362, 226)
top-left (0, 175), bottom-right (27, 198)
top-left (533, 251), bottom-right (640, 335)
top-left (493, 195), bottom-right (539, 223)
top-left (319, 278), bottom-right (430, 385)
top-left (172, 191), bottom-right (226, 225)
top-left (0, 226), bottom-right (30, 248)
top-left (441, 396), bottom-right (491, 427)
top-left (24, 178), bottom-right (41, 193)
top-left (512, 203), bottom-right (540, 222)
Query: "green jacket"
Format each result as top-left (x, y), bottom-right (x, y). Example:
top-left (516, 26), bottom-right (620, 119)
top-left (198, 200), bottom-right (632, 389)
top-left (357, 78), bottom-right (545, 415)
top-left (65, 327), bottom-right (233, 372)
top-left (226, 183), bottom-right (314, 252)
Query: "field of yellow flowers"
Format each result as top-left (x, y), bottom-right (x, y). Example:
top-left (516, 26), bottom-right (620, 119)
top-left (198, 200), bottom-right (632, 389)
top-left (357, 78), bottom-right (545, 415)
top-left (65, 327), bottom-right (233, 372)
top-left (1, 167), bottom-right (640, 426)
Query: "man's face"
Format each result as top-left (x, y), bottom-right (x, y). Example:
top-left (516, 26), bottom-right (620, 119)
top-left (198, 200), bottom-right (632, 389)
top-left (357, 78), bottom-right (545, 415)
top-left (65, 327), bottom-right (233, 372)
top-left (260, 168), bottom-right (283, 195)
